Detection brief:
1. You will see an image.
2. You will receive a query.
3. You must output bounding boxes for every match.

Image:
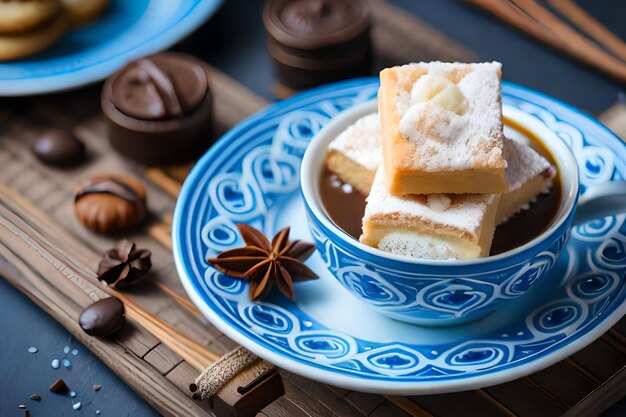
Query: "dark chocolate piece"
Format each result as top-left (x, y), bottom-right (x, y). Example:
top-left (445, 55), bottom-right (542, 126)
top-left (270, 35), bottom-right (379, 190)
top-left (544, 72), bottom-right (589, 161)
top-left (101, 52), bottom-right (213, 165)
top-left (31, 129), bottom-right (86, 168)
top-left (28, 394), bottom-right (41, 402)
top-left (264, 0), bottom-right (371, 92)
top-left (79, 297), bottom-right (126, 337)
top-left (237, 366), bottom-right (278, 395)
top-left (49, 378), bottom-right (69, 394)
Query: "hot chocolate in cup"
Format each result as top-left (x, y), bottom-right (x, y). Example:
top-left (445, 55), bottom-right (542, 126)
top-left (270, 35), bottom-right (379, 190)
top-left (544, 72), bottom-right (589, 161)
top-left (300, 100), bottom-right (626, 325)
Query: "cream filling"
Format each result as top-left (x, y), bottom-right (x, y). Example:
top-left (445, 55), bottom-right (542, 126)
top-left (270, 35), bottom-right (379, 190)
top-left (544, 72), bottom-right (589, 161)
top-left (361, 194), bottom-right (499, 260)
top-left (378, 232), bottom-right (475, 260)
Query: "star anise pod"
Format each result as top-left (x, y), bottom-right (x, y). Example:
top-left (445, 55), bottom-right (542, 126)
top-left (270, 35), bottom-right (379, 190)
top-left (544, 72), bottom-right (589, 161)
top-left (97, 239), bottom-right (152, 289)
top-left (207, 224), bottom-right (318, 301)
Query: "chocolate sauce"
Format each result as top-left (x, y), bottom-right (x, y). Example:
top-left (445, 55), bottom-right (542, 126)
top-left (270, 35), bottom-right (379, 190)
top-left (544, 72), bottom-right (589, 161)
top-left (320, 171), bottom-right (367, 239)
top-left (320, 132), bottom-right (561, 257)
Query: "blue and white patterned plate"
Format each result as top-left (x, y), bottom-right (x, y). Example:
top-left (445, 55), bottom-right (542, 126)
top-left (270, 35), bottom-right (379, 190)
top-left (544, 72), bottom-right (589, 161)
top-left (173, 79), bottom-right (626, 394)
top-left (0, 0), bottom-right (222, 96)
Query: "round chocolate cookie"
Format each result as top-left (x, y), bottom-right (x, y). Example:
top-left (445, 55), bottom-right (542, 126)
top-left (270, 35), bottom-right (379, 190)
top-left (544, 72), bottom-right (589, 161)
top-left (101, 52), bottom-right (212, 165)
top-left (263, 0), bottom-right (371, 94)
top-left (32, 128), bottom-right (86, 167)
top-left (74, 174), bottom-right (146, 234)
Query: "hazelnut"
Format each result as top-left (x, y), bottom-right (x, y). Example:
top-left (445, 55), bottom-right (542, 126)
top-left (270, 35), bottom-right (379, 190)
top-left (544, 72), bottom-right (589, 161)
top-left (74, 174), bottom-right (146, 233)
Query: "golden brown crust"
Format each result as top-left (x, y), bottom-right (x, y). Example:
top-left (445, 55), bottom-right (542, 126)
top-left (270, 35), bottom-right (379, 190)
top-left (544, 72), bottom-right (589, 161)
top-left (326, 149), bottom-right (376, 195)
top-left (379, 63), bottom-right (507, 195)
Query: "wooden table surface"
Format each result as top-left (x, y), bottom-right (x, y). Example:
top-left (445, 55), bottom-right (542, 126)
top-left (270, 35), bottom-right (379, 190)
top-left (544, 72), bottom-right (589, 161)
top-left (1, 1), bottom-right (625, 416)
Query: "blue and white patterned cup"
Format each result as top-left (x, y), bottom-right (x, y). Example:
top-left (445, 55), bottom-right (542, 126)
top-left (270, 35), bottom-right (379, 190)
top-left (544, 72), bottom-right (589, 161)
top-left (300, 100), bottom-right (626, 325)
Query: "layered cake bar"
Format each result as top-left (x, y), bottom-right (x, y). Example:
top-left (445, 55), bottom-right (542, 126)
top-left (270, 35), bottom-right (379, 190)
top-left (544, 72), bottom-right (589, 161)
top-left (325, 114), bottom-right (553, 223)
top-left (497, 137), bottom-right (555, 223)
top-left (360, 167), bottom-right (500, 260)
top-left (326, 113), bottom-right (381, 194)
top-left (378, 62), bottom-right (508, 195)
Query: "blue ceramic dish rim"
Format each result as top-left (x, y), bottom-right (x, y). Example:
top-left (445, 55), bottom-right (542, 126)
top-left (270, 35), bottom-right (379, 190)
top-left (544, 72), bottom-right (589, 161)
top-left (299, 98), bottom-right (579, 270)
top-left (0, 0), bottom-right (223, 95)
top-left (172, 78), bottom-right (626, 393)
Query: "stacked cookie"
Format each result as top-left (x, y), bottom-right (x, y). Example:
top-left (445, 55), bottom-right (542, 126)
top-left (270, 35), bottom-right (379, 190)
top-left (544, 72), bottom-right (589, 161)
top-left (326, 62), bottom-right (555, 260)
top-left (0, 0), bottom-right (108, 61)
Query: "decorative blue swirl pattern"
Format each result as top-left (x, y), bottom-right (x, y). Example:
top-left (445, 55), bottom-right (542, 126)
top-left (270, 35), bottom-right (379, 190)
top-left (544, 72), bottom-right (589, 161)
top-left (174, 80), bottom-right (626, 387)
top-left (308, 213), bottom-right (570, 322)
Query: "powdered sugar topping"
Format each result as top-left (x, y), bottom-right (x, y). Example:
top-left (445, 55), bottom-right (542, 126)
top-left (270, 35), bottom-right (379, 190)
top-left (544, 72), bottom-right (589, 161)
top-left (395, 62), bottom-right (504, 171)
top-left (365, 167), bottom-right (496, 237)
top-left (328, 113), bottom-right (381, 170)
top-left (503, 137), bottom-right (553, 191)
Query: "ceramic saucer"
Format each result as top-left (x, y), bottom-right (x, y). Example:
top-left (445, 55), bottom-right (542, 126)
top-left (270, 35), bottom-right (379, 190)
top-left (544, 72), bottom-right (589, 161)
top-left (0, 0), bottom-right (222, 96)
top-left (173, 79), bottom-right (626, 394)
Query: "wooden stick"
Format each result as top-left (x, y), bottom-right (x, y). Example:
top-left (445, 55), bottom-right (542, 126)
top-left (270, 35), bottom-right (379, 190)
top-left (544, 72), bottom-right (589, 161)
top-left (562, 366), bottom-right (626, 417)
top-left (548, 0), bottom-right (626, 62)
top-left (115, 290), bottom-right (285, 417)
top-left (601, 331), bottom-right (626, 356)
top-left (155, 281), bottom-right (202, 316)
top-left (564, 357), bottom-right (602, 385)
top-left (468, 0), bottom-right (562, 44)
top-left (466, 0), bottom-right (626, 82)
top-left (511, 0), bottom-right (626, 73)
top-left (114, 291), bottom-right (220, 367)
top-left (525, 375), bottom-right (570, 410)
top-left (384, 396), bottom-right (434, 417)
top-left (146, 168), bottom-right (182, 198)
top-left (475, 389), bottom-right (518, 417)
top-left (147, 221), bottom-right (172, 250)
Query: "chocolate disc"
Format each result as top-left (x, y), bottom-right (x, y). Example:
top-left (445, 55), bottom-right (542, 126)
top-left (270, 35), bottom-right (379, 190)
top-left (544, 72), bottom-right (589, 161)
top-left (31, 128), bottom-right (86, 167)
top-left (111, 54), bottom-right (209, 121)
top-left (264, 0), bottom-right (370, 49)
top-left (79, 297), bottom-right (125, 337)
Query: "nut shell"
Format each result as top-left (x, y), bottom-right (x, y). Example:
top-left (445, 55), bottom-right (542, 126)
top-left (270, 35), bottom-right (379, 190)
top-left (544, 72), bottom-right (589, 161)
top-left (74, 174), bottom-right (146, 233)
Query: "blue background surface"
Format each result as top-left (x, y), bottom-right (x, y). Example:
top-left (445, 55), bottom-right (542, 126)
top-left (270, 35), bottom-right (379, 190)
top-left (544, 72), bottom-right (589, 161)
top-left (1, 0), bottom-right (624, 415)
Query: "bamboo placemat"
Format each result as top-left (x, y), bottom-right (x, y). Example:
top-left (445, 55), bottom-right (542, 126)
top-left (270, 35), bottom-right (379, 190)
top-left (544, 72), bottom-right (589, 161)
top-left (0, 1), bottom-right (624, 416)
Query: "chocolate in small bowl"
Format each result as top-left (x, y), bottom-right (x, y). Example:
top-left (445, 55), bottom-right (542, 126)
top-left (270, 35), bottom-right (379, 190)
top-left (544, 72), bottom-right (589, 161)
top-left (263, 0), bottom-right (371, 95)
top-left (101, 52), bottom-right (212, 165)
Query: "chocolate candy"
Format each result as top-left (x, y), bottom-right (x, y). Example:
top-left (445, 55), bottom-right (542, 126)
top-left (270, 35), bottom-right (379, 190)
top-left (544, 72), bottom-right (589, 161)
top-left (49, 378), bottom-right (69, 394)
top-left (79, 297), bottom-right (125, 337)
top-left (263, 0), bottom-right (371, 95)
top-left (31, 128), bottom-right (86, 167)
top-left (101, 52), bottom-right (213, 165)
top-left (74, 174), bottom-right (146, 234)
